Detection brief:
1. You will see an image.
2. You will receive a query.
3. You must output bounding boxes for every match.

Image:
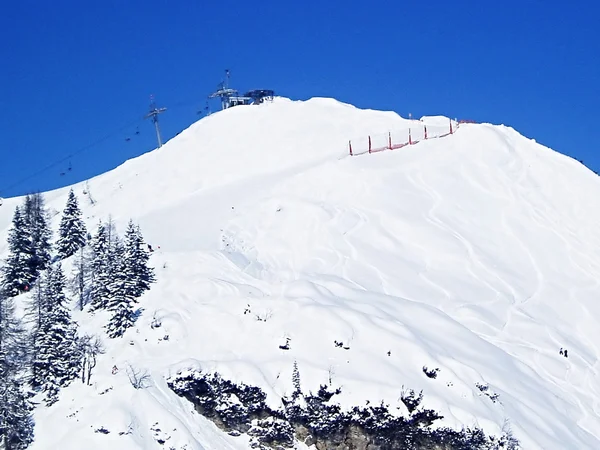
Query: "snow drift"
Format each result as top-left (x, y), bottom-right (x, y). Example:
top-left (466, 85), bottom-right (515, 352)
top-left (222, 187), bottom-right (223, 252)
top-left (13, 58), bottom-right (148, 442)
top-left (1, 97), bottom-right (600, 449)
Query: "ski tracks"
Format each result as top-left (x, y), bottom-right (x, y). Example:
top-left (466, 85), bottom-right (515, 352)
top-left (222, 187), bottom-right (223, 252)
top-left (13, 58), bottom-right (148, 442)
top-left (406, 169), bottom-right (518, 317)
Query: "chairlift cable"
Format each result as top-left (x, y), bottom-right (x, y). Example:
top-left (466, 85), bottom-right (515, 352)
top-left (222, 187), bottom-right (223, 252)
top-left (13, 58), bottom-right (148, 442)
top-left (0, 116), bottom-right (144, 196)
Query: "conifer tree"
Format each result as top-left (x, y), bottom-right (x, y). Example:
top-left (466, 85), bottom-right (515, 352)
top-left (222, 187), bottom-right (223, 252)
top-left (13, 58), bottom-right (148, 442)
top-left (105, 239), bottom-right (138, 338)
top-left (0, 288), bottom-right (34, 449)
top-left (292, 361), bottom-right (302, 400)
top-left (56, 189), bottom-right (87, 259)
top-left (123, 220), bottom-right (155, 298)
top-left (31, 264), bottom-right (80, 405)
top-left (2, 207), bottom-right (35, 296)
top-left (22, 193), bottom-right (52, 276)
top-left (88, 222), bottom-right (112, 311)
top-left (104, 221), bottom-right (155, 338)
top-left (26, 279), bottom-right (45, 386)
top-left (71, 244), bottom-right (93, 311)
top-left (0, 377), bottom-right (34, 450)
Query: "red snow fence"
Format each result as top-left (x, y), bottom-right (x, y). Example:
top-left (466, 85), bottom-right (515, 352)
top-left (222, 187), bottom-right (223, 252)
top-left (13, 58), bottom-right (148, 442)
top-left (349, 118), bottom-right (464, 157)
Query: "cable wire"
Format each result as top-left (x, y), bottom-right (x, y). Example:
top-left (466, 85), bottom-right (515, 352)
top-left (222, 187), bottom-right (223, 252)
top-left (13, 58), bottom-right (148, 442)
top-left (0, 116), bottom-right (145, 196)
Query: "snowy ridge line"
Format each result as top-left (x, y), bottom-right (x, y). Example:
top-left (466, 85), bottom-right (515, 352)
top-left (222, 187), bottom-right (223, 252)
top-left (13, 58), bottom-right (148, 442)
top-left (349, 118), bottom-right (459, 156)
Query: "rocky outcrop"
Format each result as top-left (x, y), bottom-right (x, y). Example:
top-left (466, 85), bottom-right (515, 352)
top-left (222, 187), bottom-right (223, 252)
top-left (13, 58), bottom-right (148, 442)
top-left (167, 369), bottom-right (519, 450)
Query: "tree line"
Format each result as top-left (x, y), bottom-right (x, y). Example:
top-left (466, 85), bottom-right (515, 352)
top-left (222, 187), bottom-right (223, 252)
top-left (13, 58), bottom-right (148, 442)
top-left (0, 189), bottom-right (155, 449)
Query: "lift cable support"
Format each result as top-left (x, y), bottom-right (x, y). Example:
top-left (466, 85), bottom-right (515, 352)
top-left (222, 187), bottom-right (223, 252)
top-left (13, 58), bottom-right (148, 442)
top-left (144, 94), bottom-right (167, 148)
top-left (208, 69), bottom-right (275, 111)
top-left (209, 69), bottom-right (240, 110)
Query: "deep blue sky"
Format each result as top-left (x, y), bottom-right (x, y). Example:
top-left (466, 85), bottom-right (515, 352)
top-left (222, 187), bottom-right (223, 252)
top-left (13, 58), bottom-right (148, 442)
top-left (1, 0), bottom-right (598, 197)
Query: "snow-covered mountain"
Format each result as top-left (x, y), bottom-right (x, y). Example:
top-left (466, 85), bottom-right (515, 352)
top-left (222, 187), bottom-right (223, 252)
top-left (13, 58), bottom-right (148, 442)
top-left (1, 97), bottom-right (600, 449)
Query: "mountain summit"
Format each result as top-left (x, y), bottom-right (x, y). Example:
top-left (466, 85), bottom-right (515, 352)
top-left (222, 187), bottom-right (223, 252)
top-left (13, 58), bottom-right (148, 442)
top-left (1, 97), bottom-right (599, 449)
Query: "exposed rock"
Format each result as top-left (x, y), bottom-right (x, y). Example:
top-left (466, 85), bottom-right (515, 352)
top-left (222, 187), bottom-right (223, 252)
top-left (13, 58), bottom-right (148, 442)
top-left (167, 369), bottom-right (519, 450)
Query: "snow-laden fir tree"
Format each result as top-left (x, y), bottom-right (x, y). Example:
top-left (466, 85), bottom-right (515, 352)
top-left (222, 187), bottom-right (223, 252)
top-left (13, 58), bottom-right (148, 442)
top-left (123, 220), bottom-right (155, 298)
top-left (26, 279), bottom-right (45, 386)
top-left (22, 193), bottom-right (52, 277)
top-left (104, 221), bottom-right (155, 338)
top-left (31, 264), bottom-right (80, 405)
top-left (56, 189), bottom-right (87, 259)
top-left (105, 238), bottom-right (139, 338)
top-left (0, 287), bottom-right (34, 449)
top-left (88, 222), bottom-right (112, 311)
top-left (292, 361), bottom-right (302, 400)
top-left (70, 243), bottom-right (93, 311)
top-left (2, 206), bottom-right (35, 296)
top-left (0, 377), bottom-right (34, 450)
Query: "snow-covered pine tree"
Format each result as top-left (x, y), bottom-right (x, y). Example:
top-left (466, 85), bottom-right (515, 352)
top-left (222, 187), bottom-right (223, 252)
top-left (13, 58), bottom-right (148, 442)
top-left (22, 193), bottom-right (52, 277)
top-left (26, 279), bottom-right (45, 386)
top-left (105, 238), bottom-right (139, 338)
top-left (292, 361), bottom-right (302, 400)
top-left (0, 378), bottom-right (34, 450)
top-left (105, 216), bottom-right (117, 247)
top-left (88, 222), bottom-right (112, 311)
top-left (0, 286), bottom-right (25, 377)
top-left (56, 189), bottom-right (87, 259)
top-left (0, 287), bottom-right (34, 449)
top-left (2, 206), bottom-right (36, 297)
top-left (123, 220), bottom-right (155, 298)
top-left (70, 244), bottom-right (93, 311)
top-left (31, 264), bottom-right (80, 405)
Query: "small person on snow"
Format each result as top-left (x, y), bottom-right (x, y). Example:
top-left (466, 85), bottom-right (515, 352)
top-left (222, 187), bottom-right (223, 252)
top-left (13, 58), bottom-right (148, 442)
top-left (112, 365), bottom-right (119, 375)
top-left (564, 349), bottom-right (568, 358)
top-left (559, 348), bottom-right (564, 356)
top-left (147, 244), bottom-right (154, 252)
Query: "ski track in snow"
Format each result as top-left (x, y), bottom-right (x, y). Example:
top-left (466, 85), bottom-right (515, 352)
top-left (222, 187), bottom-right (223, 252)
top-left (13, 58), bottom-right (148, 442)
top-left (1, 98), bottom-right (600, 449)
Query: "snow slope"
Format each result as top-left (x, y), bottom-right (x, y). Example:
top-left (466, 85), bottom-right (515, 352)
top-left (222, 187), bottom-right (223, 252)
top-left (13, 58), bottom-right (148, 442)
top-left (2, 97), bottom-right (600, 449)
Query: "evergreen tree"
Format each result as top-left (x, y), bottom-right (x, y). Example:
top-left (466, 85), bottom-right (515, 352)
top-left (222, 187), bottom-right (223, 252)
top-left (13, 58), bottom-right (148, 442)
top-left (88, 222), bottom-right (112, 311)
top-left (26, 280), bottom-right (45, 386)
top-left (104, 221), bottom-right (155, 338)
top-left (70, 244), bottom-right (93, 311)
top-left (292, 361), bottom-right (302, 401)
top-left (56, 189), bottom-right (87, 259)
top-left (123, 220), bottom-right (155, 298)
top-left (0, 288), bottom-right (34, 449)
top-left (31, 264), bottom-right (80, 405)
top-left (105, 239), bottom-right (138, 338)
top-left (22, 193), bottom-right (52, 276)
top-left (0, 378), bottom-right (34, 450)
top-left (2, 207), bottom-right (35, 296)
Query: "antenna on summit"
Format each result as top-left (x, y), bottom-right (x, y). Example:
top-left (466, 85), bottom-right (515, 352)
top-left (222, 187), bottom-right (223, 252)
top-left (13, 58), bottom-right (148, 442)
top-left (224, 69), bottom-right (230, 89)
top-left (144, 94), bottom-right (167, 148)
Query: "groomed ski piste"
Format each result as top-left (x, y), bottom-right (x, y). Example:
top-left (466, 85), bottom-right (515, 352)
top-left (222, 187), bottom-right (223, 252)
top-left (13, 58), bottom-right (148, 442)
top-left (1, 97), bottom-right (600, 449)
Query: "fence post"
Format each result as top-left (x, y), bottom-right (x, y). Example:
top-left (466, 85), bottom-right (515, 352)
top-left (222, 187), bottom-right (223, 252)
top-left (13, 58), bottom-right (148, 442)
top-left (368, 136), bottom-right (372, 154)
top-left (349, 140), bottom-right (353, 156)
top-left (388, 131), bottom-right (392, 150)
top-left (449, 118), bottom-right (453, 135)
top-left (409, 128), bottom-right (412, 145)
top-left (424, 125), bottom-right (428, 140)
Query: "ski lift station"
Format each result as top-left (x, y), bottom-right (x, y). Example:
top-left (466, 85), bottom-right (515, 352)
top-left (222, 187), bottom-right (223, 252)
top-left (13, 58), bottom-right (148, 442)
top-left (209, 70), bottom-right (275, 110)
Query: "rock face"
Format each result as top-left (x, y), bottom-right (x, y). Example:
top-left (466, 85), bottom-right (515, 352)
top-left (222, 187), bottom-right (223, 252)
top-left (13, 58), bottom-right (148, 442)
top-left (167, 369), bottom-right (520, 450)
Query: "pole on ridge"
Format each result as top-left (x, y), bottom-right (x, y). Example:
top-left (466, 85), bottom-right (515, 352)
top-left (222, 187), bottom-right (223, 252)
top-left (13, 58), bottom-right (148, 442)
top-left (144, 94), bottom-right (167, 148)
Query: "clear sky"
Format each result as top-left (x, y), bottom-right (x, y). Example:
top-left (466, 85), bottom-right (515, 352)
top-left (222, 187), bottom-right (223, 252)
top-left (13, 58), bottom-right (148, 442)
top-left (1, 0), bottom-right (598, 197)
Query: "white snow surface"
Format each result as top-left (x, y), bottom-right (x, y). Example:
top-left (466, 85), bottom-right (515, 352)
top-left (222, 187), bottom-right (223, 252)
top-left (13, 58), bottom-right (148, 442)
top-left (1, 97), bottom-right (600, 449)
